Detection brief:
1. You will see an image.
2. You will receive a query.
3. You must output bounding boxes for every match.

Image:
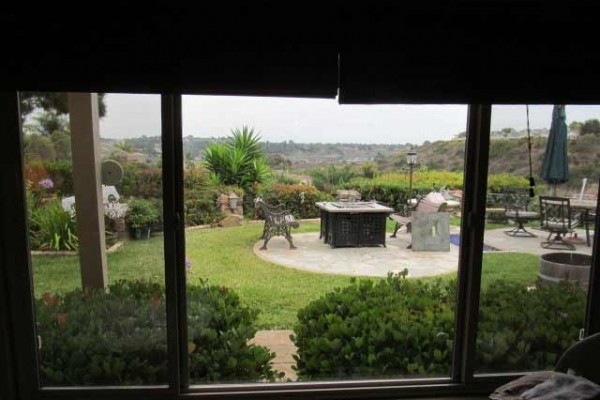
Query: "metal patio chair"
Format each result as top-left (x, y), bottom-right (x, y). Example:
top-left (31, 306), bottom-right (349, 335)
top-left (503, 187), bottom-right (539, 237)
top-left (539, 196), bottom-right (581, 251)
top-left (254, 197), bottom-right (299, 250)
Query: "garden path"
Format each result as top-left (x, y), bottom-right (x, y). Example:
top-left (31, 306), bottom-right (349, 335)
top-left (250, 330), bottom-right (297, 381)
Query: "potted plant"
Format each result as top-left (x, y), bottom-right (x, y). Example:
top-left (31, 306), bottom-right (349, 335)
top-left (125, 199), bottom-right (159, 240)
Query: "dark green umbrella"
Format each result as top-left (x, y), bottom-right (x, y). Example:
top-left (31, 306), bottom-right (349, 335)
top-left (540, 105), bottom-right (569, 195)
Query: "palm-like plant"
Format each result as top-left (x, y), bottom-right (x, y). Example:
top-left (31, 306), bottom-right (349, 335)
top-left (203, 126), bottom-right (271, 189)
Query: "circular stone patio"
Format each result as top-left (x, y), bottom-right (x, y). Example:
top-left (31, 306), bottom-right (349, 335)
top-left (253, 231), bottom-right (460, 278)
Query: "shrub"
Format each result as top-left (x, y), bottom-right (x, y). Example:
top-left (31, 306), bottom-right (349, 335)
top-left (184, 188), bottom-right (222, 226)
top-left (476, 281), bottom-right (585, 372)
top-left (24, 160), bottom-right (73, 196)
top-left (486, 173), bottom-right (529, 193)
top-left (293, 275), bottom-right (585, 379)
top-left (293, 274), bottom-right (455, 379)
top-left (272, 172), bottom-right (301, 185)
top-left (344, 180), bottom-right (433, 210)
top-left (345, 171), bottom-right (529, 210)
top-left (126, 199), bottom-right (160, 229)
top-left (184, 167), bottom-right (210, 191)
top-left (187, 280), bottom-right (282, 382)
top-left (37, 281), bottom-right (167, 385)
top-left (117, 165), bottom-right (162, 199)
top-left (29, 199), bottom-right (78, 251)
top-left (309, 165), bottom-right (357, 191)
top-left (255, 183), bottom-right (333, 219)
top-left (36, 280), bottom-right (280, 385)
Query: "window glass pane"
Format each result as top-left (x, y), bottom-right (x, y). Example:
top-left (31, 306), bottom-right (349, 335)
top-left (476, 104), bottom-right (599, 374)
top-left (23, 93), bottom-right (168, 386)
top-left (181, 96), bottom-right (467, 384)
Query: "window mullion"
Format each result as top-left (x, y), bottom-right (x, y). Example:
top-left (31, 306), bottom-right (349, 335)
top-left (161, 94), bottom-right (189, 392)
top-left (0, 92), bottom-right (41, 400)
top-left (452, 104), bottom-right (492, 384)
top-left (585, 179), bottom-right (600, 335)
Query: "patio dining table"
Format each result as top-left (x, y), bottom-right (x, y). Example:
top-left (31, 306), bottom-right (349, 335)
top-left (571, 199), bottom-right (598, 247)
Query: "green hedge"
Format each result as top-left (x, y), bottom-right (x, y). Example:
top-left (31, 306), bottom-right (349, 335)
top-left (37, 280), bottom-right (280, 385)
top-left (117, 165), bottom-right (163, 199)
top-left (343, 180), bottom-right (434, 210)
top-left (292, 274), bottom-right (585, 379)
top-left (346, 172), bottom-right (528, 210)
top-left (255, 183), bottom-right (333, 219)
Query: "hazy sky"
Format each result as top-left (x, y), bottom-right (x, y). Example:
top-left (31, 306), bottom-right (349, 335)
top-left (99, 94), bottom-right (600, 144)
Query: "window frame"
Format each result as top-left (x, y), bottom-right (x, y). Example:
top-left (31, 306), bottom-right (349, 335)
top-left (1, 92), bottom-right (598, 400)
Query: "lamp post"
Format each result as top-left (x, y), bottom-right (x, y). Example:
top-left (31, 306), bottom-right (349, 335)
top-left (406, 151), bottom-right (418, 215)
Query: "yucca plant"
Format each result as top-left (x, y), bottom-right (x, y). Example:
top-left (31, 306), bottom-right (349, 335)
top-left (203, 126), bottom-right (271, 189)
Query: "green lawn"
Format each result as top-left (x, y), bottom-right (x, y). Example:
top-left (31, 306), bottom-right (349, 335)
top-left (31, 222), bottom-right (539, 329)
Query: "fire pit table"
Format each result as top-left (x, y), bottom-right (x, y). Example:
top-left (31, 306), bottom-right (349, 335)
top-left (316, 201), bottom-right (394, 248)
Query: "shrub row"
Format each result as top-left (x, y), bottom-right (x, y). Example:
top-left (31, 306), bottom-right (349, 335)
top-left (37, 280), bottom-right (280, 385)
top-left (346, 172), bottom-right (528, 210)
top-left (293, 274), bottom-right (585, 379)
top-left (255, 183), bottom-right (333, 219)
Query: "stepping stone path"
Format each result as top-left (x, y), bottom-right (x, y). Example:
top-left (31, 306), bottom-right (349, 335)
top-left (250, 330), bottom-right (297, 381)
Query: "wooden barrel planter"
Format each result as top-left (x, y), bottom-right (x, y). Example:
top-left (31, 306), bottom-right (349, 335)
top-left (539, 252), bottom-right (591, 289)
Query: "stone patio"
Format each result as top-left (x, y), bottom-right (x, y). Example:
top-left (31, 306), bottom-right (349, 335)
top-left (254, 227), bottom-right (593, 278)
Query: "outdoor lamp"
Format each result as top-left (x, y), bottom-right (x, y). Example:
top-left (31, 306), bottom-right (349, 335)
top-left (406, 151), bottom-right (418, 166)
top-left (228, 193), bottom-right (239, 211)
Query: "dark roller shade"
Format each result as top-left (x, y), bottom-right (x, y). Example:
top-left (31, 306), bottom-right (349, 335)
top-left (338, 2), bottom-right (600, 104)
top-left (1, 4), bottom-right (339, 98)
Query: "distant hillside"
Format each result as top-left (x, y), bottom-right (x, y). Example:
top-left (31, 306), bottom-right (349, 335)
top-left (102, 136), bottom-right (408, 168)
top-left (262, 141), bottom-right (407, 168)
top-left (378, 135), bottom-right (600, 188)
top-left (102, 134), bottom-right (599, 189)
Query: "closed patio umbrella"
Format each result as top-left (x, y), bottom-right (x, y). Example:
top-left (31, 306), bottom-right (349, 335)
top-left (540, 105), bottom-right (569, 195)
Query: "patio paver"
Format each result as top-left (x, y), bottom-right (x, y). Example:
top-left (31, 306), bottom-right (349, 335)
top-left (254, 230), bottom-right (461, 278)
top-left (484, 227), bottom-right (593, 256)
top-left (249, 330), bottom-right (297, 381)
top-left (254, 227), bottom-right (594, 278)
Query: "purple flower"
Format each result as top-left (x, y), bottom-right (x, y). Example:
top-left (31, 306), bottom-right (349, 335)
top-left (185, 257), bottom-right (192, 271)
top-left (38, 179), bottom-right (54, 189)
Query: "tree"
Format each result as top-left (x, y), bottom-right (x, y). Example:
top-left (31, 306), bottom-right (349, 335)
top-left (361, 162), bottom-right (378, 179)
top-left (580, 119), bottom-right (600, 135)
top-left (203, 126), bottom-right (271, 189)
top-left (23, 134), bottom-right (56, 161)
top-left (19, 92), bottom-right (106, 120)
top-left (114, 141), bottom-right (134, 153)
top-left (26, 110), bottom-right (69, 136)
top-left (569, 121), bottom-right (583, 132)
top-left (51, 132), bottom-right (72, 161)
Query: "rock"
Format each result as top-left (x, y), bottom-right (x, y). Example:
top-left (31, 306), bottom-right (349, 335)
top-left (219, 214), bottom-right (244, 227)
